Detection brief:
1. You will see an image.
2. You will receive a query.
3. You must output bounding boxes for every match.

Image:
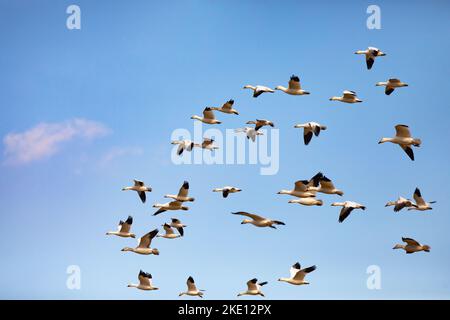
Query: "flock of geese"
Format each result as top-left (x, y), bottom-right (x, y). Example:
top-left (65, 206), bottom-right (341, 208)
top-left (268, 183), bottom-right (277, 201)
top-left (106, 46), bottom-right (435, 298)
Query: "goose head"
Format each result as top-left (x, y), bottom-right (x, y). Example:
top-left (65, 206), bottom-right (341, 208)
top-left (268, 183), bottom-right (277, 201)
top-left (422, 245), bottom-right (431, 252)
top-left (241, 219), bottom-right (252, 225)
top-left (152, 248), bottom-right (160, 255)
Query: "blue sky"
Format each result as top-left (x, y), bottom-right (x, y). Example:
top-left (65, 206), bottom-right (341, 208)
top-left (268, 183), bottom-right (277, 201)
top-left (0, 0), bottom-right (449, 299)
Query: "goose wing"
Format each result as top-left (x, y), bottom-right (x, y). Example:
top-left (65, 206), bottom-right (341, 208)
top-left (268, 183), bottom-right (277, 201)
top-left (308, 172), bottom-right (323, 187)
top-left (232, 211), bottom-right (264, 221)
top-left (247, 278), bottom-right (259, 291)
top-left (343, 90), bottom-right (356, 99)
top-left (402, 237), bottom-right (420, 246)
top-left (289, 262), bottom-right (301, 278)
top-left (293, 265), bottom-right (316, 281)
top-left (395, 124), bottom-right (412, 138)
top-left (319, 176), bottom-right (335, 189)
top-left (294, 180), bottom-right (309, 192)
top-left (163, 223), bottom-right (175, 235)
top-left (178, 181), bottom-right (189, 198)
top-left (303, 127), bottom-right (313, 145)
top-left (138, 270), bottom-right (152, 286)
top-left (338, 206), bottom-right (354, 223)
top-left (222, 99), bottom-right (234, 110)
top-left (288, 75), bottom-right (301, 90)
top-left (187, 276), bottom-right (198, 291)
top-left (413, 188), bottom-right (426, 206)
top-left (134, 179), bottom-right (144, 187)
top-left (400, 145), bottom-right (415, 161)
top-left (138, 229), bottom-right (158, 248)
top-left (203, 107), bottom-right (216, 120)
top-left (202, 138), bottom-right (214, 148)
top-left (138, 191), bottom-right (146, 203)
top-left (119, 216), bottom-right (133, 233)
top-left (366, 56), bottom-right (375, 70)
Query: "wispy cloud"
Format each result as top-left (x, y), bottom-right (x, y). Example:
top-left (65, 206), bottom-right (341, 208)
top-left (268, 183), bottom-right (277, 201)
top-left (3, 118), bottom-right (110, 165)
top-left (100, 146), bottom-right (144, 165)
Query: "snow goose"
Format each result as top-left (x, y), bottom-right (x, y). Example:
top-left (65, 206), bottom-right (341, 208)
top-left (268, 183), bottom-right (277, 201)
top-left (294, 122), bottom-right (327, 145)
top-left (164, 181), bottom-right (195, 202)
top-left (408, 188), bottom-right (436, 211)
top-left (128, 270), bottom-right (159, 291)
top-left (246, 119), bottom-right (274, 131)
top-left (106, 216), bottom-right (135, 238)
top-left (329, 90), bottom-right (362, 103)
top-left (237, 278), bottom-right (268, 297)
top-left (191, 107), bottom-right (222, 124)
top-left (179, 276), bottom-right (205, 298)
top-left (376, 78), bottom-right (408, 95)
top-left (354, 47), bottom-right (386, 70)
top-left (278, 262), bottom-right (316, 285)
top-left (385, 196), bottom-right (414, 212)
top-left (122, 179), bottom-right (152, 203)
top-left (157, 223), bottom-right (181, 239)
top-left (235, 127), bottom-right (263, 142)
top-left (153, 200), bottom-right (188, 216)
top-left (243, 85), bottom-right (274, 98)
top-left (170, 218), bottom-right (186, 236)
top-left (171, 140), bottom-right (195, 156)
top-left (121, 229), bottom-right (159, 255)
top-left (194, 137), bottom-right (219, 151)
top-left (210, 99), bottom-right (239, 115)
top-left (231, 211), bottom-right (285, 229)
top-left (331, 201), bottom-right (366, 223)
top-left (288, 198), bottom-right (323, 206)
top-left (275, 75), bottom-right (310, 95)
top-left (213, 186), bottom-right (242, 198)
top-left (307, 174), bottom-right (344, 196)
top-left (393, 237), bottom-right (430, 254)
top-left (277, 173), bottom-right (322, 198)
top-left (378, 124), bottom-right (421, 161)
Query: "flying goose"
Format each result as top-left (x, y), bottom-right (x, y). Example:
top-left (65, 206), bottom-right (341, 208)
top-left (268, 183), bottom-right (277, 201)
top-left (288, 198), bottom-right (323, 206)
top-left (121, 229), bottom-right (159, 255)
top-left (385, 197), bottom-right (414, 212)
top-left (246, 119), bottom-right (274, 131)
top-left (179, 276), bottom-right (205, 298)
top-left (164, 181), bottom-right (195, 202)
top-left (307, 174), bottom-right (344, 196)
top-left (231, 211), bottom-right (285, 229)
top-left (191, 107), bottom-right (222, 124)
top-left (153, 201), bottom-right (188, 216)
top-left (157, 223), bottom-right (181, 239)
top-left (294, 122), bottom-right (327, 145)
top-left (193, 137), bottom-right (219, 151)
top-left (170, 218), bottom-right (186, 236)
top-left (277, 173), bottom-right (322, 198)
top-left (331, 201), bottom-right (366, 223)
top-left (408, 188), bottom-right (436, 211)
top-left (237, 278), bottom-right (268, 297)
top-left (378, 124), bottom-right (421, 161)
top-left (243, 85), bottom-right (274, 98)
top-left (235, 127), bottom-right (263, 142)
top-left (122, 179), bottom-right (152, 203)
top-left (278, 262), bottom-right (316, 285)
top-left (376, 78), bottom-right (408, 95)
top-left (127, 270), bottom-right (159, 291)
top-left (393, 237), bottom-right (430, 254)
top-left (354, 47), bottom-right (386, 70)
top-left (210, 99), bottom-right (239, 115)
top-left (213, 186), bottom-right (242, 198)
top-left (171, 140), bottom-right (195, 156)
top-left (275, 75), bottom-right (310, 95)
top-left (329, 90), bottom-right (362, 103)
top-left (106, 216), bottom-right (135, 238)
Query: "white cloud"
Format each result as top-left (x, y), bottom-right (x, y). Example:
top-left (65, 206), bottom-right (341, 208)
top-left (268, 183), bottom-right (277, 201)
top-left (3, 118), bottom-right (110, 165)
top-left (100, 146), bottom-right (144, 165)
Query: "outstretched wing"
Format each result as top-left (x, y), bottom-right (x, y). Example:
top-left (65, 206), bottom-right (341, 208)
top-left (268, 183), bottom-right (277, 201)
top-left (413, 188), bottom-right (426, 206)
top-left (402, 237), bottom-right (420, 246)
top-left (288, 75), bottom-right (301, 90)
top-left (222, 99), bottom-right (234, 110)
top-left (134, 180), bottom-right (144, 187)
top-left (119, 216), bottom-right (133, 233)
top-left (187, 276), bottom-right (198, 291)
top-left (138, 229), bottom-right (159, 248)
top-left (395, 125), bottom-right (412, 138)
top-left (163, 223), bottom-right (175, 235)
top-left (203, 107), bottom-right (215, 120)
top-left (293, 265), bottom-right (316, 281)
top-left (290, 262), bottom-right (301, 278)
top-left (247, 278), bottom-right (258, 291)
top-left (400, 145), bottom-right (415, 161)
top-left (231, 211), bottom-right (263, 221)
top-left (294, 180), bottom-right (309, 192)
top-left (178, 181), bottom-right (189, 198)
top-left (338, 207), bottom-right (354, 223)
top-left (138, 191), bottom-right (146, 203)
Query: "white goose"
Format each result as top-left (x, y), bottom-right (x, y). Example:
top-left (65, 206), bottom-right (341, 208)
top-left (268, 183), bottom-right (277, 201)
top-left (194, 137), bottom-right (219, 151)
top-left (237, 278), bottom-right (268, 297)
top-left (288, 198), bottom-right (323, 206)
top-left (378, 124), bottom-right (421, 161)
top-left (331, 201), bottom-right (366, 223)
top-left (171, 140), bottom-right (195, 156)
top-left (294, 122), bottom-right (327, 145)
top-left (179, 276), bottom-right (205, 298)
top-left (122, 179), bottom-right (152, 203)
top-left (246, 119), bottom-right (274, 131)
top-left (213, 186), bottom-right (242, 198)
top-left (307, 174), bottom-right (344, 196)
top-left (170, 218), bottom-right (186, 236)
top-left (243, 85), bottom-right (274, 98)
top-left (127, 270), bottom-right (159, 291)
top-left (275, 75), bottom-right (310, 95)
top-left (393, 237), bottom-right (430, 254)
top-left (210, 99), bottom-right (239, 115)
top-left (277, 173), bottom-right (322, 198)
top-left (121, 229), bottom-right (159, 255)
top-left (164, 181), bottom-right (195, 202)
top-left (376, 78), bottom-right (408, 95)
top-left (354, 47), bottom-right (386, 70)
top-left (153, 200), bottom-right (188, 216)
top-left (408, 188), bottom-right (436, 211)
top-left (278, 262), bottom-right (316, 285)
top-left (385, 196), bottom-right (414, 212)
top-left (106, 216), bottom-right (135, 238)
top-left (191, 107), bottom-right (222, 124)
top-left (329, 90), bottom-right (362, 103)
top-left (235, 127), bottom-right (263, 142)
top-left (157, 223), bottom-right (181, 239)
top-left (231, 211), bottom-right (285, 229)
